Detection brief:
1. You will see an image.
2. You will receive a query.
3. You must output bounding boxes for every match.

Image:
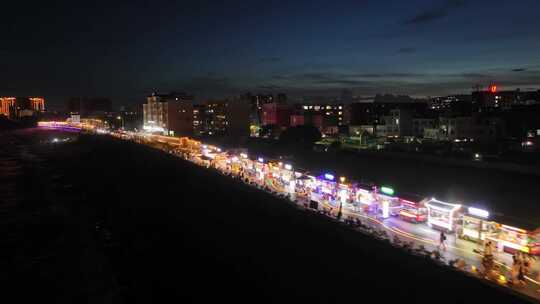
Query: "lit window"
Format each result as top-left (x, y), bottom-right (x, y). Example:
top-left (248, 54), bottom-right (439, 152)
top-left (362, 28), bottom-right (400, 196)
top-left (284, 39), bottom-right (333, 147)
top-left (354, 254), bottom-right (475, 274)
top-left (339, 106), bottom-right (342, 109)
top-left (338, 111), bottom-right (342, 115)
top-left (326, 106), bottom-right (331, 109)
top-left (303, 106), bottom-right (308, 110)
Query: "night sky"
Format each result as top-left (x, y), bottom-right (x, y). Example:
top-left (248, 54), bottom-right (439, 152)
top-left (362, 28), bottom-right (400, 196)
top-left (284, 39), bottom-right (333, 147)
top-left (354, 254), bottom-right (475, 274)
top-left (2, 0), bottom-right (540, 109)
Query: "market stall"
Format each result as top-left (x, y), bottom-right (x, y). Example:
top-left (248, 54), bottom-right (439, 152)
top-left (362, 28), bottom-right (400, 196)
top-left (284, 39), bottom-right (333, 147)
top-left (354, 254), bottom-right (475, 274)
top-left (398, 194), bottom-right (428, 223)
top-left (254, 157), bottom-right (266, 183)
top-left (375, 186), bottom-right (401, 219)
top-left (425, 198), bottom-right (462, 232)
top-left (458, 207), bottom-right (496, 243)
top-left (317, 174), bottom-right (339, 208)
top-left (295, 174), bottom-right (315, 200)
top-left (354, 183), bottom-right (376, 214)
top-left (484, 220), bottom-right (540, 255)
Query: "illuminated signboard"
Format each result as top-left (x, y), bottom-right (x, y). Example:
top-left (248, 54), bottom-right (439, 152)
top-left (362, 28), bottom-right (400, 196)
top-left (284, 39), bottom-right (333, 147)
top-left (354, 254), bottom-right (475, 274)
top-left (468, 207), bottom-right (489, 219)
top-left (324, 173), bottom-right (335, 181)
top-left (380, 186), bottom-right (395, 196)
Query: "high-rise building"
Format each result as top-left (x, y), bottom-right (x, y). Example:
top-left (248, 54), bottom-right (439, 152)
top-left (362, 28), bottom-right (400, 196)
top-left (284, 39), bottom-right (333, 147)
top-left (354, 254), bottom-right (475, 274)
top-left (142, 92), bottom-right (194, 136)
top-left (204, 100), bottom-right (228, 136)
top-left (0, 97), bottom-right (16, 117)
top-left (195, 99), bottom-right (251, 137)
top-left (226, 98), bottom-right (251, 138)
top-left (0, 96), bottom-right (45, 118)
top-left (293, 103), bottom-right (347, 129)
top-left (193, 104), bottom-right (207, 136)
top-left (472, 87), bottom-right (538, 111)
top-left (261, 102), bottom-right (291, 128)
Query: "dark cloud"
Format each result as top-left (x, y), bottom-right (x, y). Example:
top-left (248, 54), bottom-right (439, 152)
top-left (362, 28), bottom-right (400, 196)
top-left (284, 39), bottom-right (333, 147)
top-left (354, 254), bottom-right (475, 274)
top-left (460, 73), bottom-right (490, 79)
top-left (397, 47), bottom-right (416, 54)
top-left (353, 72), bottom-right (425, 78)
top-left (512, 68), bottom-right (527, 72)
top-left (259, 57), bottom-right (282, 63)
top-left (258, 85), bottom-right (281, 90)
top-left (316, 79), bottom-right (370, 86)
top-left (403, 0), bottom-right (467, 25)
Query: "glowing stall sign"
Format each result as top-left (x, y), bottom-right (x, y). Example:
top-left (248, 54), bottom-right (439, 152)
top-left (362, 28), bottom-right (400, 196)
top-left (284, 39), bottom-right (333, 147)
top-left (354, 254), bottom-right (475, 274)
top-left (284, 164), bottom-right (292, 171)
top-left (324, 173), bottom-right (335, 181)
top-left (380, 186), bottom-right (394, 196)
top-left (468, 207), bottom-right (489, 219)
top-left (258, 157), bottom-right (264, 163)
top-left (339, 189), bottom-right (349, 204)
top-left (382, 200), bottom-right (390, 219)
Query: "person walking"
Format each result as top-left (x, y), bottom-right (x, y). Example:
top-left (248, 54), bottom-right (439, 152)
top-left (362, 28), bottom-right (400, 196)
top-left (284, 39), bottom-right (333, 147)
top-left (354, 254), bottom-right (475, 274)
top-left (511, 253), bottom-right (519, 284)
top-left (439, 230), bottom-right (447, 251)
top-left (482, 241), bottom-right (494, 276)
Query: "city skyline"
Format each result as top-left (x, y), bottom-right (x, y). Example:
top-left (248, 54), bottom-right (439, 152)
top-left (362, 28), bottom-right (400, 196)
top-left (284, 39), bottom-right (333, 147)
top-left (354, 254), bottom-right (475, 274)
top-left (2, 0), bottom-right (540, 108)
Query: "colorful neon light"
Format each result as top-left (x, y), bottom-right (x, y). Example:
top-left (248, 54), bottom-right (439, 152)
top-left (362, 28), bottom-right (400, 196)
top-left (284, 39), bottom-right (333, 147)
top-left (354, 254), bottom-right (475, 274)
top-left (382, 200), bottom-right (390, 218)
top-left (502, 225), bottom-right (527, 234)
top-left (380, 186), bottom-right (394, 196)
top-left (468, 207), bottom-right (489, 219)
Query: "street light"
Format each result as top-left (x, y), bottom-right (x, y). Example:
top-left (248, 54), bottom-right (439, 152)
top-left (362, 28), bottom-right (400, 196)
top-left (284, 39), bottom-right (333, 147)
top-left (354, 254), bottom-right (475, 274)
top-left (116, 115), bottom-right (124, 129)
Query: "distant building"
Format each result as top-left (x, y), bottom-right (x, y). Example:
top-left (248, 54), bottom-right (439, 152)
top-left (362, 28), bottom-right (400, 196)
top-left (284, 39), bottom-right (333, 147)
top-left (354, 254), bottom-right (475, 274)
top-left (261, 102), bottom-right (291, 129)
top-left (193, 99), bottom-right (251, 138)
top-left (349, 102), bottom-right (427, 137)
top-left (471, 87), bottom-right (540, 111)
top-left (67, 97), bottom-right (112, 117)
top-left (439, 116), bottom-right (497, 142)
top-left (277, 93), bottom-right (287, 104)
top-left (380, 108), bottom-right (414, 137)
top-left (291, 103), bottom-right (347, 135)
top-left (226, 98), bottom-right (251, 138)
top-left (429, 95), bottom-right (472, 116)
top-left (204, 100), bottom-right (228, 135)
top-left (115, 105), bottom-right (142, 131)
top-left (142, 92), bottom-right (194, 136)
top-left (193, 104), bottom-right (207, 135)
top-left (0, 96), bottom-right (45, 118)
top-left (412, 118), bottom-right (437, 138)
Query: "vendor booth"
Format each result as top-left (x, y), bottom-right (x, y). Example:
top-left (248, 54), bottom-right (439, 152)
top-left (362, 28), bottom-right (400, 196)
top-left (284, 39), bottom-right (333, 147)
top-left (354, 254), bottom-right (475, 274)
top-left (354, 183), bottom-right (376, 213)
top-left (425, 198), bottom-right (462, 232)
top-left (459, 207), bottom-right (497, 243)
top-left (375, 186), bottom-right (401, 219)
top-left (398, 194), bottom-right (428, 223)
top-left (484, 220), bottom-right (540, 256)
